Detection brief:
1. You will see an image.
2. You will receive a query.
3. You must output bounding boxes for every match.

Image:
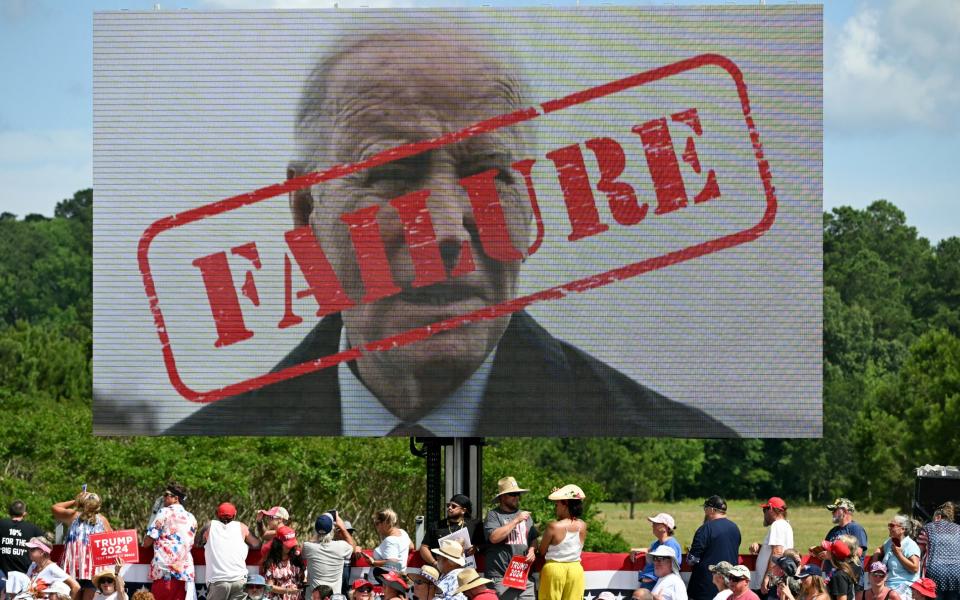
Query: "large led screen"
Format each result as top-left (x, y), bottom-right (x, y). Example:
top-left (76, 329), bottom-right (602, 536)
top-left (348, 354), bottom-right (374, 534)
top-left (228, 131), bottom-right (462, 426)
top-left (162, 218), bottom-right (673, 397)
top-left (93, 6), bottom-right (822, 437)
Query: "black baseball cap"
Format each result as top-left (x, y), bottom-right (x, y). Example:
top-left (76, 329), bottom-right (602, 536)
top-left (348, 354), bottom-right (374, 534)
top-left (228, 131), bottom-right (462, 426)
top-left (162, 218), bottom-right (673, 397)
top-left (703, 495), bottom-right (727, 511)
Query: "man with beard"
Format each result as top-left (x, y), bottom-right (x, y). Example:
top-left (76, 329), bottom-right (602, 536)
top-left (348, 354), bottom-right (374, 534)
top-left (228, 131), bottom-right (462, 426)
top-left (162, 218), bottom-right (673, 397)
top-left (420, 495), bottom-right (484, 570)
top-left (484, 477), bottom-right (537, 600)
top-left (748, 497), bottom-right (794, 598)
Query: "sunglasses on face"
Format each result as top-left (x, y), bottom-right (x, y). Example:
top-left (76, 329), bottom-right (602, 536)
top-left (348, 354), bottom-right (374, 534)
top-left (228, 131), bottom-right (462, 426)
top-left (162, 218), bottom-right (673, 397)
top-left (505, 493), bottom-right (522, 498)
top-left (163, 492), bottom-right (176, 498)
top-left (100, 580), bottom-right (115, 585)
top-left (652, 557), bottom-right (671, 562)
top-left (871, 573), bottom-right (886, 578)
top-left (447, 503), bottom-right (462, 509)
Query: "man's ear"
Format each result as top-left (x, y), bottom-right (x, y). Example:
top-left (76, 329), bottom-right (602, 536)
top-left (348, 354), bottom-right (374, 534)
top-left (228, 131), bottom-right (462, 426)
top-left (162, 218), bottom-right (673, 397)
top-left (287, 164), bottom-right (313, 228)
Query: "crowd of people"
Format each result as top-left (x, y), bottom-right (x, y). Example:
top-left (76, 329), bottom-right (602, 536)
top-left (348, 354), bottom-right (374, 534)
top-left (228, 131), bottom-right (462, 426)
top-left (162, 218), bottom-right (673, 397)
top-left (624, 496), bottom-right (958, 600)
top-left (0, 484), bottom-right (957, 600)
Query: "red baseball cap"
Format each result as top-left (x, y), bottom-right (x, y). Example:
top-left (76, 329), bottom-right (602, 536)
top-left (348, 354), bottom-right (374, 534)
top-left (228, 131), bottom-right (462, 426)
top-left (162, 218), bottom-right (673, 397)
top-left (821, 539), bottom-right (850, 560)
top-left (352, 580), bottom-right (374, 591)
top-left (761, 497), bottom-right (787, 510)
top-left (217, 502), bottom-right (237, 519)
top-left (276, 525), bottom-right (298, 549)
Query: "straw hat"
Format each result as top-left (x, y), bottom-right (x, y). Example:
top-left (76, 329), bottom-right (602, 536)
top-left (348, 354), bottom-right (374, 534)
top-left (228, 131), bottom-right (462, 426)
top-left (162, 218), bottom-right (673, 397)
top-left (455, 569), bottom-right (493, 594)
top-left (547, 484), bottom-right (586, 501)
top-left (493, 477), bottom-right (529, 499)
top-left (432, 539), bottom-right (467, 567)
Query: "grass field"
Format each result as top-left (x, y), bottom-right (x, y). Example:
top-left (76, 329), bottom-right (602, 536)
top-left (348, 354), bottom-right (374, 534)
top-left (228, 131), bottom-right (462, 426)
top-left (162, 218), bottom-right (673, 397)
top-left (596, 500), bottom-right (898, 554)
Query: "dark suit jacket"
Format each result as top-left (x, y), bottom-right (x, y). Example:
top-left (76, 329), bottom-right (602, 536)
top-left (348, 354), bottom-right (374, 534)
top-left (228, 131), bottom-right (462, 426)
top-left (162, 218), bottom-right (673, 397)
top-left (166, 311), bottom-right (735, 436)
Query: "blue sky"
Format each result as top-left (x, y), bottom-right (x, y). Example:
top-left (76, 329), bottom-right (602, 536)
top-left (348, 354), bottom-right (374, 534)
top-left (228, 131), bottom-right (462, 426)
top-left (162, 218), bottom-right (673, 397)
top-left (1, 0), bottom-right (957, 243)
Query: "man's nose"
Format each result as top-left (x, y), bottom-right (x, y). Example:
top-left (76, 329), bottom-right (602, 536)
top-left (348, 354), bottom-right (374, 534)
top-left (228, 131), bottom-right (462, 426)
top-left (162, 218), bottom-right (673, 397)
top-left (429, 177), bottom-right (477, 272)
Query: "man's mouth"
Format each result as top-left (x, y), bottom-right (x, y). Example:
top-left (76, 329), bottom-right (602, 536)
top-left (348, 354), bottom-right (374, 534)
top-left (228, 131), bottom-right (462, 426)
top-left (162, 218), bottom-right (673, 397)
top-left (398, 283), bottom-right (486, 306)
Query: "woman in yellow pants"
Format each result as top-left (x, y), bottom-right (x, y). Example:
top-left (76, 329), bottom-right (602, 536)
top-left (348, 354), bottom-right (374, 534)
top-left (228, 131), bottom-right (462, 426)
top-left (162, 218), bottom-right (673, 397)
top-left (538, 485), bottom-right (588, 600)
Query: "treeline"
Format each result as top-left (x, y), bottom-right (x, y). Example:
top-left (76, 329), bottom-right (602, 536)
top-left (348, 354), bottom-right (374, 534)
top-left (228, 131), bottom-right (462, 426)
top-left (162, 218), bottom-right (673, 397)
top-left (1, 191), bottom-right (958, 552)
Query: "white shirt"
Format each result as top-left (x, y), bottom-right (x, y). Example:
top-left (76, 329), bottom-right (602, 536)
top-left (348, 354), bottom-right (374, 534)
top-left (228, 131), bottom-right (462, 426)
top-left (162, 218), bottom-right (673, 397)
top-left (752, 519), bottom-right (794, 589)
top-left (653, 573), bottom-right (688, 600)
top-left (338, 328), bottom-right (495, 436)
top-left (372, 530), bottom-right (412, 571)
top-left (205, 521), bottom-right (249, 583)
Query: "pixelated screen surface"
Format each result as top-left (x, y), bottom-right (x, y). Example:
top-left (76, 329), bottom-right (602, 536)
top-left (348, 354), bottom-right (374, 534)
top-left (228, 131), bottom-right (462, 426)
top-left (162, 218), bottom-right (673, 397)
top-left (93, 6), bottom-right (822, 436)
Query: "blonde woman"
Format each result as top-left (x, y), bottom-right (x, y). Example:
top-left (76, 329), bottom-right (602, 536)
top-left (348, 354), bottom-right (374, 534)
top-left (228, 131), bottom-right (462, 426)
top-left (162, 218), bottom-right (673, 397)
top-left (53, 492), bottom-right (113, 600)
top-left (369, 510), bottom-right (412, 572)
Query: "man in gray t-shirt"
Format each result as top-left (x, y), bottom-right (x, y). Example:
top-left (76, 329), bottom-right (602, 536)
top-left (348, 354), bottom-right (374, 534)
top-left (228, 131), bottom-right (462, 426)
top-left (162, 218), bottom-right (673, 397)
top-left (484, 477), bottom-right (538, 600)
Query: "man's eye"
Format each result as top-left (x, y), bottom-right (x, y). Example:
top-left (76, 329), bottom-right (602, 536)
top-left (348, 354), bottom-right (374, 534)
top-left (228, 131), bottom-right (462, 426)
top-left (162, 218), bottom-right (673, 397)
top-left (460, 165), bottom-right (515, 186)
top-left (365, 166), bottom-right (416, 185)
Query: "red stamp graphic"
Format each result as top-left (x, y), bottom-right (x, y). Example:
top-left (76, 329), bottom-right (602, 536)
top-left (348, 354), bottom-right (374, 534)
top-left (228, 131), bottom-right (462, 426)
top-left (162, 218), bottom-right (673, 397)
top-left (138, 53), bottom-right (777, 403)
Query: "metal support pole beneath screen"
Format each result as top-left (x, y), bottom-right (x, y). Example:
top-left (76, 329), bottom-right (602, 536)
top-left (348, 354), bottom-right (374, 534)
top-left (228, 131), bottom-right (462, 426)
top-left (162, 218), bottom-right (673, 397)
top-left (412, 437), bottom-right (485, 535)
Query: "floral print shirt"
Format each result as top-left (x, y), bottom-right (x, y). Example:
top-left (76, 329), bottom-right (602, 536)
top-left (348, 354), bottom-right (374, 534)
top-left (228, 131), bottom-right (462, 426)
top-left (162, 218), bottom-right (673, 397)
top-left (146, 503), bottom-right (197, 581)
top-left (263, 558), bottom-right (304, 600)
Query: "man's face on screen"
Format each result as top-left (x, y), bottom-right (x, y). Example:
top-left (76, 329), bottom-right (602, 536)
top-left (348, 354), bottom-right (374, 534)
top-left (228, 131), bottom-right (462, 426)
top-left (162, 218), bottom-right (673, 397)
top-left (307, 35), bottom-right (531, 403)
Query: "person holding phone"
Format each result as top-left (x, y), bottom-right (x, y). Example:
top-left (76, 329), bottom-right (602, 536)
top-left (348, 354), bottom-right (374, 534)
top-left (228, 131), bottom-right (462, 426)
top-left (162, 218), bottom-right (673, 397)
top-left (870, 516), bottom-right (920, 600)
top-left (302, 512), bottom-right (357, 598)
top-left (52, 490), bottom-right (113, 600)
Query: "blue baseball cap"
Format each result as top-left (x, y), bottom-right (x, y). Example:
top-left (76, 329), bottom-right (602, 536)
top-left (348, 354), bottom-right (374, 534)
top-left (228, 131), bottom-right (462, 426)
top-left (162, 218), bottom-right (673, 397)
top-left (315, 513), bottom-right (334, 534)
top-left (246, 574), bottom-right (266, 587)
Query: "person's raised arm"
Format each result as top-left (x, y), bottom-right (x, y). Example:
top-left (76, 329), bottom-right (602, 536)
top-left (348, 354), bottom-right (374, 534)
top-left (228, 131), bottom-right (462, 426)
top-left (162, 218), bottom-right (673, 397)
top-left (334, 515), bottom-right (357, 550)
top-left (240, 523), bottom-right (260, 548)
top-left (52, 498), bottom-right (79, 524)
top-left (488, 511), bottom-right (530, 544)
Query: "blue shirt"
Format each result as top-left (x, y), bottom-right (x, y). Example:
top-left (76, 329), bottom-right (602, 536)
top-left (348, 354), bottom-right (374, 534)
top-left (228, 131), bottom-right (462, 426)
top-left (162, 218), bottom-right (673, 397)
top-left (882, 537), bottom-right (920, 590)
top-left (687, 518), bottom-right (741, 600)
top-left (640, 538), bottom-right (683, 585)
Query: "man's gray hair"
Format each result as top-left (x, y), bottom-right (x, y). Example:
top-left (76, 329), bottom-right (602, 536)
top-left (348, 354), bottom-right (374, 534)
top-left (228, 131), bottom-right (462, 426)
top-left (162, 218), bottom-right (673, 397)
top-left (292, 21), bottom-right (532, 182)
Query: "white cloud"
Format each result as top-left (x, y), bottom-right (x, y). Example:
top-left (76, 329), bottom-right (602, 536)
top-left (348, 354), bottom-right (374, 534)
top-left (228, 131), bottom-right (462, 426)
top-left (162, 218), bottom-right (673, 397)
top-left (0, 129), bottom-right (91, 217)
top-left (825, 0), bottom-right (960, 134)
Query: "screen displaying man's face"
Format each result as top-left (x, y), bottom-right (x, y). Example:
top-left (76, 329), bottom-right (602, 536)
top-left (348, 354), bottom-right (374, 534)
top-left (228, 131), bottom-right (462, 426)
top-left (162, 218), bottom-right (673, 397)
top-left (92, 7), bottom-right (822, 437)
top-left (309, 35), bottom-right (532, 410)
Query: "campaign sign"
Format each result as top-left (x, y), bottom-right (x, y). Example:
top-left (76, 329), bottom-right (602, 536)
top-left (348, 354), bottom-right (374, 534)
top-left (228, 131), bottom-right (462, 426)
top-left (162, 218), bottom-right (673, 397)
top-left (90, 530), bottom-right (139, 567)
top-left (502, 556), bottom-right (531, 590)
top-left (93, 8), bottom-right (822, 437)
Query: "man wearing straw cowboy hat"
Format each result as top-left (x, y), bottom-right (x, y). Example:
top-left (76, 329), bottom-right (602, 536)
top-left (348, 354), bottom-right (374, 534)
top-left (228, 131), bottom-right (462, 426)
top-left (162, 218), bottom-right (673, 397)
top-left (432, 540), bottom-right (468, 600)
top-left (484, 477), bottom-right (538, 600)
top-left (455, 569), bottom-right (497, 600)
